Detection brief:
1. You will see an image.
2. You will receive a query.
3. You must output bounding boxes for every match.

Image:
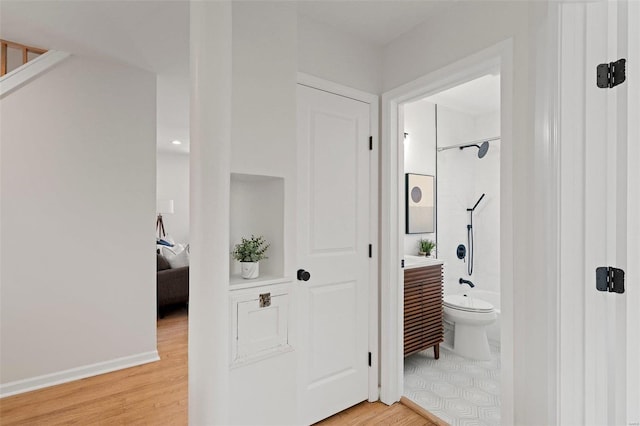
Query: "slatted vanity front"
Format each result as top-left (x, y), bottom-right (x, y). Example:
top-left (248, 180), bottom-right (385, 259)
top-left (403, 260), bottom-right (444, 359)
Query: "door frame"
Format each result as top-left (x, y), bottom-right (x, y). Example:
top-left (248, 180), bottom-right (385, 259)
top-left (378, 2), bottom-right (639, 424)
top-left (296, 72), bottom-right (380, 403)
top-left (380, 40), bottom-right (516, 421)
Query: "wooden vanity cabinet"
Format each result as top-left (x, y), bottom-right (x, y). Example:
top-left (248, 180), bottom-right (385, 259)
top-left (404, 264), bottom-right (444, 359)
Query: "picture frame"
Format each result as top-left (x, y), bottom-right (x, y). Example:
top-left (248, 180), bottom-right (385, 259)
top-left (406, 173), bottom-right (435, 234)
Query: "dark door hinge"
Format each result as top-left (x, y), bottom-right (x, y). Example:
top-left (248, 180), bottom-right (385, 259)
top-left (597, 58), bottom-right (626, 88)
top-left (369, 136), bottom-right (373, 151)
top-left (369, 244), bottom-right (372, 258)
top-left (368, 352), bottom-right (372, 367)
top-left (596, 266), bottom-right (625, 294)
top-left (401, 259), bottom-right (405, 268)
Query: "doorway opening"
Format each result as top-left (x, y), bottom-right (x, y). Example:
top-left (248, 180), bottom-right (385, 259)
top-left (402, 73), bottom-right (501, 425)
top-left (156, 151), bottom-right (190, 321)
top-left (380, 40), bottom-right (514, 424)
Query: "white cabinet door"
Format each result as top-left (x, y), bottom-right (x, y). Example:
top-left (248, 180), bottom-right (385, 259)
top-left (296, 84), bottom-right (371, 425)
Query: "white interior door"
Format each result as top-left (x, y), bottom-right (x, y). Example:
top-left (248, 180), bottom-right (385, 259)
top-left (626, 2), bottom-right (640, 421)
top-left (583, 1), bottom-right (639, 424)
top-left (296, 84), bottom-right (371, 425)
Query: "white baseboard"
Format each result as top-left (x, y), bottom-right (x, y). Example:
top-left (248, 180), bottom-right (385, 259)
top-left (0, 350), bottom-right (160, 398)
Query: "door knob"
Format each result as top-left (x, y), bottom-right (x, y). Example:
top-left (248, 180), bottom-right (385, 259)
top-left (297, 269), bottom-right (311, 281)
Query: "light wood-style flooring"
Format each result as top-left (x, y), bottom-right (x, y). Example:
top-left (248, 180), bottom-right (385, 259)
top-left (316, 401), bottom-right (436, 426)
top-left (1, 308), bottom-right (188, 425)
top-left (1, 307), bottom-right (433, 425)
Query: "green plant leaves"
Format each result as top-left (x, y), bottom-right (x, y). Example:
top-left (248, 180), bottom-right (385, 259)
top-left (232, 235), bottom-right (270, 262)
top-left (419, 238), bottom-right (436, 254)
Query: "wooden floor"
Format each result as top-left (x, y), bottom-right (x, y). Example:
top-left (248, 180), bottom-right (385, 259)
top-left (1, 307), bottom-right (433, 425)
top-left (316, 401), bottom-right (436, 426)
top-left (0, 307), bottom-right (189, 425)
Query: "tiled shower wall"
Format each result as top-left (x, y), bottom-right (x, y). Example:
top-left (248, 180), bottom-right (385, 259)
top-left (436, 106), bottom-right (500, 296)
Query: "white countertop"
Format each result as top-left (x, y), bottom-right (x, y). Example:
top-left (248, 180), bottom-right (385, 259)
top-left (404, 255), bottom-right (444, 269)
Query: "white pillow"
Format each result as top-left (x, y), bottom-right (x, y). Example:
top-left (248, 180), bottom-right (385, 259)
top-left (163, 245), bottom-right (189, 268)
top-left (159, 243), bottom-right (182, 257)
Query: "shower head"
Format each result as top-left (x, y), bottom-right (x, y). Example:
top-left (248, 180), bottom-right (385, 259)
top-left (460, 141), bottom-right (490, 158)
top-left (478, 141), bottom-right (489, 158)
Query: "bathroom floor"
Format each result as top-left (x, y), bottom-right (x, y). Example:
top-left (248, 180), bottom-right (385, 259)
top-left (404, 343), bottom-right (501, 426)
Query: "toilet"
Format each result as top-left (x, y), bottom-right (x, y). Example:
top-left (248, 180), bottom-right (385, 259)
top-left (443, 294), bottom-right (497, 360)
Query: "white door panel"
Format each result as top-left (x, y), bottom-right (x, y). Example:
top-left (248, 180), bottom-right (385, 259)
top-left (297, 84), bottom-right (370, 425)
top-left (309, 112), bottom-right (359, 253)
top-left (559, 2), bottom-right (638, 423)
top-left (307, 281), bottom-right (357, 385)
top-left (583, 1), bottom-right (637, 424)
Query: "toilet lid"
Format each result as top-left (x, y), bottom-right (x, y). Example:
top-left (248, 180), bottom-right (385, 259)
top-left (443, 294), bottom-right (494, 313)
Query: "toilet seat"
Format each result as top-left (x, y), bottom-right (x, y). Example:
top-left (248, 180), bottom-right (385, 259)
top-left (444, 294), bottom-right (494, 313)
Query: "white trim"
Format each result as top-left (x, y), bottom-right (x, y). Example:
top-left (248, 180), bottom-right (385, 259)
top-left (0, 350), bottom-right (159, 398)
top-left (297, 72), bottom-right (378, 105)
top-left (380, 40), bottom-right (516, 425)
top-left (543, 5), bottom-right (562, 424)
top-left (0, 50), bottom-right (71, 99)
top-left (296, 72), bottom-right (380, 402)
top-left (368, 85), bottom-right (380, 404)
top-left (557, 4), bottom-right (587, 423)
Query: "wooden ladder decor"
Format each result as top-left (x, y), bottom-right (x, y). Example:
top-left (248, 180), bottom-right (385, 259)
top-left (1, 39), bottom-right (48, 77)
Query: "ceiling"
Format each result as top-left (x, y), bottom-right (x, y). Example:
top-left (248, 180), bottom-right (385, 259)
top-left (0, 1), bottom-right (189, 75)
top-left (0, 1), bottom-right (453, 154)
top-left (297, 1), bottom-right (453, 47)
top-left (421, 73), bottom-right (501, 116)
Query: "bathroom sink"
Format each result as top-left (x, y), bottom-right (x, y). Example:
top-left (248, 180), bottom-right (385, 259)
top-left (404, 255), bottom-right (444, 269)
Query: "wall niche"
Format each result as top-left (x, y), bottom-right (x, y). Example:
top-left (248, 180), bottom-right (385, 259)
top-left (229, 173), bottom-right (285, 288)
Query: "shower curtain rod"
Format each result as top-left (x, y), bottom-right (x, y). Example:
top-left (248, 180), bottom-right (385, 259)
top-left (436, 136), bottom-right (501, 152)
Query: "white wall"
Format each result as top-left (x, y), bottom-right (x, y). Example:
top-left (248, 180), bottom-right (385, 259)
top-left (437, 106), bottom-right (479, 294)
top-left (471, 110), bottom-right (501, 295)
top-left (228, 3), bottom-right (297, 424)
top-left (156, 152), bottom-right (189, 244)
top-left (297, 14), bottom-right (382, 94)
top-left (436, 106), bottom-right (500, 296)
top-left (383, 2), bottom-right (554, 424)
top-left (402, 99), bottom-right (436, 255)
top-left (188, 2), bottom-right (232, 423)
top-left (188, 4), bottom-right (385, 423)
top-left (0, 55), bottom-right (157, 394)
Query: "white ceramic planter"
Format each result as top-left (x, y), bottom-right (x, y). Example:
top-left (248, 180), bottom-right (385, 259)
top-left (241, 261), bottom-right (259, 279)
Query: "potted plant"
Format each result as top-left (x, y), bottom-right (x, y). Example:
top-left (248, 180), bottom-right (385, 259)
top-left (418, 238), bottom-right (436, 257)
top-left (232, 235), bottom-right (270, 279)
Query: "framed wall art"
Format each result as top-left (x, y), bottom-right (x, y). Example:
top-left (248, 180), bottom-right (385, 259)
top-left (406, 173), bottom-right (435, 234)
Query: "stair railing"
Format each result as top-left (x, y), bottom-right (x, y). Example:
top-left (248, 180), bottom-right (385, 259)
top-left (1, 39), bottom-right (48, 77)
